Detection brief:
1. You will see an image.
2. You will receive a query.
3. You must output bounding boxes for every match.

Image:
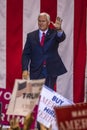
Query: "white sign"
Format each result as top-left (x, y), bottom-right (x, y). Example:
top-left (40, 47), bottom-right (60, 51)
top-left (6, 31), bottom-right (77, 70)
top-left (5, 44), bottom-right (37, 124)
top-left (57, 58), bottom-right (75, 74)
top-left (6, 79), bottom-right (45, 116)
top-left (37, 85), bottom-right (73, 129)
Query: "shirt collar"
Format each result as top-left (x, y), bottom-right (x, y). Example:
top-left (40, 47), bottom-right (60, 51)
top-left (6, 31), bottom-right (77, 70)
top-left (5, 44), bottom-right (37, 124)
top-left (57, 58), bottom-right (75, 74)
top-left (39, 29), bottom-right (48, 35)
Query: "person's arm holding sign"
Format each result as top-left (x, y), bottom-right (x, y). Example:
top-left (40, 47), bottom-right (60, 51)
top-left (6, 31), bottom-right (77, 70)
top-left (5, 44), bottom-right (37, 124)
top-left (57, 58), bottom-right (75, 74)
top-left (8, 113), bottom-right (34, 130)
top-left (23, 113), bottom-right (34, 130)
top-left (8, 118), bottom-right (20, 130)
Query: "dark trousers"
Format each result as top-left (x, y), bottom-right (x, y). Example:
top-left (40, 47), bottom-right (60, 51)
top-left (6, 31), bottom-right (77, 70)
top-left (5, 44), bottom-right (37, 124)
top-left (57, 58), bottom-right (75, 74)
top-left (45, 75), bottom-right (57, 90)
top-left (40, 66), bottom-right (57, 90)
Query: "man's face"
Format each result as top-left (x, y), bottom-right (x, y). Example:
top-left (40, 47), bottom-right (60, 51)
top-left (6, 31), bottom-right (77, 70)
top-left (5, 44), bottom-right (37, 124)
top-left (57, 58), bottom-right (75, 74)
top-left (38, 15), bottom-right (50, 31)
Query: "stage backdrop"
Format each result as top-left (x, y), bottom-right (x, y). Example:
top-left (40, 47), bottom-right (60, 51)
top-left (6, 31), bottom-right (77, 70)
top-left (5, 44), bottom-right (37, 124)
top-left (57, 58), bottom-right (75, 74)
top-left (0, 0), bottom-right (86, 125)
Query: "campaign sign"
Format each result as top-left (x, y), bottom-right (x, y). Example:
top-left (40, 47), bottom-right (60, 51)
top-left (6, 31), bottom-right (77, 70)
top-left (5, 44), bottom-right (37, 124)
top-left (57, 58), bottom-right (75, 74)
top-left (37, 85), bottom-right (73, 129)
top-left (6, 79), bottom-right (45, 116)
top-left (55, 103), bottom-right (87, 130)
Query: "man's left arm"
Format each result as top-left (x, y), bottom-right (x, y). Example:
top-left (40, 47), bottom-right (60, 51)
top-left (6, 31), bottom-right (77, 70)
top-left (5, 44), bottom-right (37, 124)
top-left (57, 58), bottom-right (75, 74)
top-left (57, 31), bottom-right (66, 42)
top-left (51, 16), bottom-right (66, 42)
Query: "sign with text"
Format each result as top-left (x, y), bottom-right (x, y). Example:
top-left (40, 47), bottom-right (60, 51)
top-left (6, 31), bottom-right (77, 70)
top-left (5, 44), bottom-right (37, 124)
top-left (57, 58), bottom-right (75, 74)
top-left (37, 85), bottom-right (73, 129)
top-left (6, 79), bottom-right (45, 116)
top-left (55, 103), bottom-right (87, 130)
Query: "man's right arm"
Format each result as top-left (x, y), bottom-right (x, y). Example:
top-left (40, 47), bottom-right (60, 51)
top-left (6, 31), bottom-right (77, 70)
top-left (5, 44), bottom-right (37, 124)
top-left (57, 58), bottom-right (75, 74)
top-left (22, 34), bottom-right (31, 80)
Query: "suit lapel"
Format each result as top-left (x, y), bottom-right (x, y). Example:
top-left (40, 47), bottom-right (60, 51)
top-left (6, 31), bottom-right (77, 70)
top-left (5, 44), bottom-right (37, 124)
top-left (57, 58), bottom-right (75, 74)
top-left (35, 30), bottom-right (40, 44)
top-left (45, 28), bottom-right (53, 42)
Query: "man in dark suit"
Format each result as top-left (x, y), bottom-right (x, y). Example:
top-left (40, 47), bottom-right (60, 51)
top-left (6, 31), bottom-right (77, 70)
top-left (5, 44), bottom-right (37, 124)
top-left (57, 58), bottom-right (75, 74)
top-left (22, 12), bottom-right (67, 130)
top-left (22, 12), bottom-right (67, 90)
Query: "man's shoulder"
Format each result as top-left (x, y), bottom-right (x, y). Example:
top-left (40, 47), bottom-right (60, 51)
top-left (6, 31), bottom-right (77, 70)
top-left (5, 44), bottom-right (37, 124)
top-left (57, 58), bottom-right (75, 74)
top-left (48, 28), bottom-right (57, 32)
top-left (47, 28), bottom-right (58, 35)
top-left (27, 29), bottom-right (39, 36)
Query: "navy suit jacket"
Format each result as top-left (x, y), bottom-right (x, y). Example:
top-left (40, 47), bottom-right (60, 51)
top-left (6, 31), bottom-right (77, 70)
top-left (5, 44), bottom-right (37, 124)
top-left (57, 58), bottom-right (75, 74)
top-left (22, 28), bottom-right (67, 79)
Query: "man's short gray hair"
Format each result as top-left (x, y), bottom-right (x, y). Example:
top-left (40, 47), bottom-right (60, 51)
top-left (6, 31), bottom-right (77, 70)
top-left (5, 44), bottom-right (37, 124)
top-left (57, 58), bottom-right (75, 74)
top-left (38, 12), bottom-right (50, 22)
